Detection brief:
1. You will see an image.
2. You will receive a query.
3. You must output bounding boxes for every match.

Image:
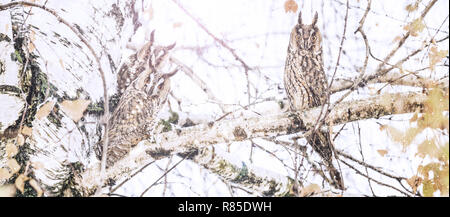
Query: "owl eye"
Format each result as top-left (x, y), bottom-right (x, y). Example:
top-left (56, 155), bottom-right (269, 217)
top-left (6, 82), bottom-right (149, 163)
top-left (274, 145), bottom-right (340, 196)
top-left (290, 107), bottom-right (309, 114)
top-left (311, 32), bottom-right (317, 40)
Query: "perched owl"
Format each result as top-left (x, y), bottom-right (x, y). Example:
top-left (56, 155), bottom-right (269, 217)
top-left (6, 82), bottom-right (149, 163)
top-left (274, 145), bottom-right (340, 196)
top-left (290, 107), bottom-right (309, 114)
top-left (284, 12), bottom-right (344, 190)
top-left (96, 31), bottom-right (177, 167)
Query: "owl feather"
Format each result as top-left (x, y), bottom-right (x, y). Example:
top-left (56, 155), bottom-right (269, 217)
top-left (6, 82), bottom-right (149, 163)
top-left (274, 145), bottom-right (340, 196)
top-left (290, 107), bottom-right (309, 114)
top-left (284, 12), bottom-right (344, 190)
top-left (96, 31), bottom-right (177, 167)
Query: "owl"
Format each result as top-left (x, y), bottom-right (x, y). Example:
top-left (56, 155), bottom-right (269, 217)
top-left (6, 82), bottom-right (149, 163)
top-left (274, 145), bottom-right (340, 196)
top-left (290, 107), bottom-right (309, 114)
top-left (284, 12), bottom-right (344, 190)
top-left (96, 31), bottom-right (177, 167)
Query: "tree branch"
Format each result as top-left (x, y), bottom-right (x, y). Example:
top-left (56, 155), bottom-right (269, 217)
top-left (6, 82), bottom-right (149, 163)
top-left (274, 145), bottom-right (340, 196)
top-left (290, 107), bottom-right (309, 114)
top-left (77, 91), bottom-right (428, 195)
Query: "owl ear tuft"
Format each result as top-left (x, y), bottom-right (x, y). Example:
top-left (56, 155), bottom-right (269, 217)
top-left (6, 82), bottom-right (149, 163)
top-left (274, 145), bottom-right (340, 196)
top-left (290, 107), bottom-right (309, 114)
top-left (297, 12), bottom-right (302, 25)
top-left (166, 42), bottom-right (176, 50)
top-left (312, 12), bottom-right (318, 26)
top-left (149, 30), bottom-right (155, 44)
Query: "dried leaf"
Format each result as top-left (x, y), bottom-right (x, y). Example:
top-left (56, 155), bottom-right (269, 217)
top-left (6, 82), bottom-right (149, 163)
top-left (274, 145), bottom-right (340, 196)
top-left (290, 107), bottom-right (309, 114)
top-left (404, 18), bottom-right (425, 37)
top-left (0, 184), bottom-right (16, 197)
top-left (173, 22), bottom-right (182, 28)
top-left (28, 42), bottom-right (35, 52)
top-left (59, 59), bottom-right (65, 69)
top-left (377, 149), bottom-right (388, 157)
top-left (417, 139), bottom-right (439, 159)
top-left (407, 175), bottom-right (422, 194)
top-left (409, 111), bottom-right (419, 123)
top-left (17, 133), bottom-right (25, 146)
top-left (0, 168), bottom-right (12, 180)
top-left (60, 99), bottom-right (91, 122)
top-left (421, 88), bottom-right (449, 130)
top-left (422, 179), bottom-right (434, 197)
top-left (21, 126), bottom-right (33, 136)
top-left (28, 179), bottom-right (43, 197)
top-left (284, 0), bottom-right (298, 13)
top-left (299, 184), bottom-right (321, 197)
top-left (6, 142), bottom-right (18, 158)
top-left (437, 164), bottom-right (449, 196)
top-left (405, 3), bottom-right (419, 12)
top-left (429, 46), bottom-right (448, 71)
top-left (15, 174), bottom-right (29, 193)
top-left (36, 101), bottom-right (56, 120)
top-left (385, 126), bottom-right (421, 149)
top-left (392, 36), bottom-right (402, 43)
top-left (6, 159), bottom-right (21, 174)
top-left (28, 30), bottom-right (36, 52)
top-left (380, 93), bottom-right (393, 108)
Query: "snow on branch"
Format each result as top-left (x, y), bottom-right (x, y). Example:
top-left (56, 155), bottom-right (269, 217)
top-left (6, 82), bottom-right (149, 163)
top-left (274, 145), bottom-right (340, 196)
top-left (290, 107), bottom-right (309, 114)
top-left (77, 91), bottom-right (428, 195)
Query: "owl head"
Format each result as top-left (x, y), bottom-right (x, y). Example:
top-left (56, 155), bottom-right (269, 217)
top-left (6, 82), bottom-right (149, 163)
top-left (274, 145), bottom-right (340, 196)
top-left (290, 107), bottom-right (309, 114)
top-left (291, 12), bottom-right (322, 53)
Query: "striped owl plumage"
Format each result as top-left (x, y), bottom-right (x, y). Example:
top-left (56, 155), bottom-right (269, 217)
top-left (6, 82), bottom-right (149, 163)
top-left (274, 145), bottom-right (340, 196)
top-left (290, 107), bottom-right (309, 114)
top-left (96, 31), bottom-right (177, 167)
top-left (284, 12), bottom-right (344, 190)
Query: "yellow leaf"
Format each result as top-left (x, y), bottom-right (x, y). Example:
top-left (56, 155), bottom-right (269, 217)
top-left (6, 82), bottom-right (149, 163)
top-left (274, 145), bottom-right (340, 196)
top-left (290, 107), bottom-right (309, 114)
top-left (422, 179), bottom-right (434, 197)
top-left (0, 168), bottom-right (12, 180)
top-left (6, 159), bottom-right (21, 174)
top-left (439, 142), bottom-right (449, 162)
top-left (429, 46), bottom-right (448, 71)
top-left (284, 0), bottom-right (298, 13)
top-left (60, 99), bottom-right (91, 122)
top-left (404, 18), bottom-right (425, 37)
top-left (15, 174), bottom-right (30, 193)
top-left (377, 149), bottom-right (388, 157)
top-left (421, 88), bottom-right (449, 130)
top-left (36, 101), bottom-right (56, 120)
top-left (0, 184), bottom-right (16, 197)
top-left (405, 3), bottom-right (419, 12)
top-left (299, 184), bottom-right (321, 197)
top-left (437, 164), bottom-right (449, 196)
top-left (21, 126), bottom-right (33, 136)
top-left (28, 179), bottom-right (43, 197)
top-left (6, 142), bottom-right (18, 158)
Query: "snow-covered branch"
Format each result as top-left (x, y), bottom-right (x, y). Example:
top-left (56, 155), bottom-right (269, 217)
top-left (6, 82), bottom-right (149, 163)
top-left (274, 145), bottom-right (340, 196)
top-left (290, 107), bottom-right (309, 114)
top-left (77, 91), bottom-right (428, 195)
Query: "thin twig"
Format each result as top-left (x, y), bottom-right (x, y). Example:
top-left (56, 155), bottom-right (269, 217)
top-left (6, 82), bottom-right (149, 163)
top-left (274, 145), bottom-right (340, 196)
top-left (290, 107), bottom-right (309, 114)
top-left (339, 159), bottom-right (411, 196)
top-left (170, 0), bottom-right (253, 104)
top-left (139, 153), bottom-right (191, 197)
top-left (356, 122), bottom-right (376, 196)
top-left (109, 160), bottom-right (157, 194)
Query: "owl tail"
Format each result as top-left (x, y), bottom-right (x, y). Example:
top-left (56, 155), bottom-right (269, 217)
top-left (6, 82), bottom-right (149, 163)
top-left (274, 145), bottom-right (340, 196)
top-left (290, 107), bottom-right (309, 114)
top-left (307, 130), bottom-right (344, 190)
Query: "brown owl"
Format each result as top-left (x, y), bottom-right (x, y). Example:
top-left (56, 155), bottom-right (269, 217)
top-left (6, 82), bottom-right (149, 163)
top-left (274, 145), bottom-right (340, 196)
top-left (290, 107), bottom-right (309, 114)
top-left (284, 12), bottom-right (344, 190)
top-left (96, 31), bottom-right (177, 167)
